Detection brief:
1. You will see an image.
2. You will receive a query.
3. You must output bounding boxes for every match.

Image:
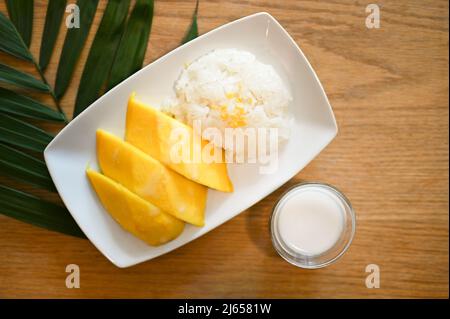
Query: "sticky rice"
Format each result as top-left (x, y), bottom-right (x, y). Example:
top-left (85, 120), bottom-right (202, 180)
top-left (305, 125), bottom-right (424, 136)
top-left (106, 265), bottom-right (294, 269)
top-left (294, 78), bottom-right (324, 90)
top-left (162, 49), bottom-right (292, 158)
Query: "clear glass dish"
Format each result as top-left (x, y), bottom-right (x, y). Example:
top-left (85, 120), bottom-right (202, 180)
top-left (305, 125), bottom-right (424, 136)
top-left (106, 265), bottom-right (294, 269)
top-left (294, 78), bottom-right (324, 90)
top-left (270, 182), bottom-right (356, 269)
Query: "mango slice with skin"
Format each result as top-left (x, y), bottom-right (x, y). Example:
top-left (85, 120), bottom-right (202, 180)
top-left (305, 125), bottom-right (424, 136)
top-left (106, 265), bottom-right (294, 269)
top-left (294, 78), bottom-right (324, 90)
top-left (96, 129), bottom-right (207, 226)
top-left (125, 94), bottom-right (233, 192)
top-left (86, 169), bottom-right (184, 246)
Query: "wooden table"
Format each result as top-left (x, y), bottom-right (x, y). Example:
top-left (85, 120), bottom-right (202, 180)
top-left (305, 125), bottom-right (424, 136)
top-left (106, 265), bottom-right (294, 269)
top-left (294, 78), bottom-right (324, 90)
top-left (0, 0), bottom-right (448, 298)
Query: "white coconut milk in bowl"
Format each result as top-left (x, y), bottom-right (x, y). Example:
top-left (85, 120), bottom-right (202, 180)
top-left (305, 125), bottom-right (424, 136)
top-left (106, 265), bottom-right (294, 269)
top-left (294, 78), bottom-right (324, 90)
top-left (270, 182), bottom-right (355, 269)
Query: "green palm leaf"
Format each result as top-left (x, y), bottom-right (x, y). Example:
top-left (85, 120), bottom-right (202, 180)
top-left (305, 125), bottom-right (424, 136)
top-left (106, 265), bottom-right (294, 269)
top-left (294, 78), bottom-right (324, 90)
top-left (39, 0), bottom-right (67, 70)
top-left (182, 0), bottom-right (199, 44)
top-left (106, 0), bottom-right (154, 90)
top-left (0, 185), bottom-right (86, 238)
top-left (0, 63), bottom-right (50, 92)
top-left (73, 0), bottom-right (130, 117)
top-left (54, 0), bottom-right (99, 99)
top-left (0, 143), bottom-right (55, 191)
top-left (5, 0), bottom-right (34, 47)
top-left (0, 12), bottom-right (33, 61)
top-left (0, 113), bottom-right (53, 152)
top-left (0, 87), bottom-right (65, 122)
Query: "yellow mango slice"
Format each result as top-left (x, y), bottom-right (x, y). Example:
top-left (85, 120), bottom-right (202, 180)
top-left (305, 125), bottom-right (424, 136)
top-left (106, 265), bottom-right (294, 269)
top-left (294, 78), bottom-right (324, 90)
top-left (96, 129), bottom-right (207, 226)
top-left (86, 169), bottom-right (184, 246)
top-left (125, 94), bottom-right (233, 192)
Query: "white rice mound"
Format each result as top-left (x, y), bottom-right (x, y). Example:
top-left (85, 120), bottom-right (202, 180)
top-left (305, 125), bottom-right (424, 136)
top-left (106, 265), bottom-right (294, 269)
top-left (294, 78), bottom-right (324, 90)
top-left (162, 48), bottom-right (293, 158)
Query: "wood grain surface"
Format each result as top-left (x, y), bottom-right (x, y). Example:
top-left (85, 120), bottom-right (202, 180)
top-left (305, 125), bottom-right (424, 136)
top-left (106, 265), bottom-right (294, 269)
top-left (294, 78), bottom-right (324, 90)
top-left (0, 0), bottom-right (448, 298)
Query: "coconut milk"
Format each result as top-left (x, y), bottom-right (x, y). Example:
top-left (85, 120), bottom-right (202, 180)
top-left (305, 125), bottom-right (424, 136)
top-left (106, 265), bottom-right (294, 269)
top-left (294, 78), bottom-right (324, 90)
top-left (276, 185), bottom-right (345, 256)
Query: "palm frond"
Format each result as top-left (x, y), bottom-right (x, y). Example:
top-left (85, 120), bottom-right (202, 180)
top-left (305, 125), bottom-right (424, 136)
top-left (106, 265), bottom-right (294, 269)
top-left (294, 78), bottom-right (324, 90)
top-left (39, 0), bottom-right (67, 70)
top-left (0, 63), bottom-right (50, 92)
top-left (0, 87), bottom-right (66, 122)
top-left (54, 0), bottom-right (99, 99)
top-left (5, 0), bottom-right (34, 47)
top-left (182, 0), bottom-right (199, 44)
top-left (0, 113), bottom-right (53, 152)
top-left (0, 12), bottom-right (33, 61)
top-left (73, 0), bottom-right (131, 117)
top-left (0, 143), bottom-right (56, 191)
top-left (0, 184), bottom-right (86, 238)
top-left (106, 0), bottom-right (154, 90)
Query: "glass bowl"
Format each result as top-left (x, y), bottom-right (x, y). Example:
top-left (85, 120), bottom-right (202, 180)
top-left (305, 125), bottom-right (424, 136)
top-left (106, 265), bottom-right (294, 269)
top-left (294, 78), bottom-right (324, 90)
top-left (270, 182), bottom-right (356, 269)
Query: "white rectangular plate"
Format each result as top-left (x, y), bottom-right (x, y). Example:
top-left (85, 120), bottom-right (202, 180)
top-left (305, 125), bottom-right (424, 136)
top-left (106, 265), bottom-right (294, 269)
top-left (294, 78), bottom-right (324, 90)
top-left (44, 12), bottom-right (337, 268)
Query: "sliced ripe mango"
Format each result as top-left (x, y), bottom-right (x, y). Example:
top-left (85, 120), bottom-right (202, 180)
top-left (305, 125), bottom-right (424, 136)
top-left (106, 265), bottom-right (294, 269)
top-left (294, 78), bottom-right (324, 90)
top-left (86, 169), bottom-right (184, 246)
top-left (96, 129), bottom-right (207, 226)
top-left (125, 94), bottom-right (233, 192)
